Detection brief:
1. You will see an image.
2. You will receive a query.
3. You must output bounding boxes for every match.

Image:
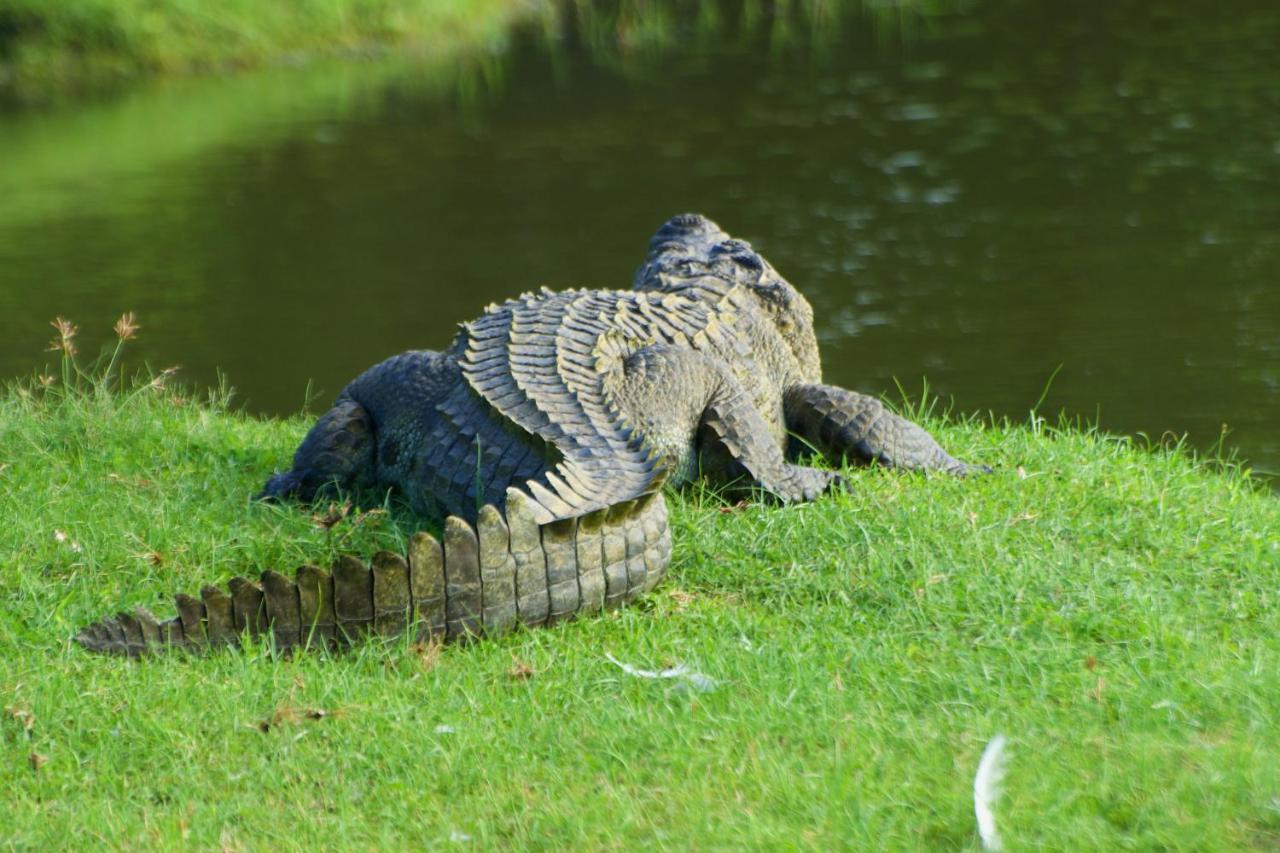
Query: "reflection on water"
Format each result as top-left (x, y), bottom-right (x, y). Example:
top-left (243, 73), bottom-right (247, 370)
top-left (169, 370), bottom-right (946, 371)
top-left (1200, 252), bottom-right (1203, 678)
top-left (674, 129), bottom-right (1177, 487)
top-left (1, 0), bottom-right (1278, 477)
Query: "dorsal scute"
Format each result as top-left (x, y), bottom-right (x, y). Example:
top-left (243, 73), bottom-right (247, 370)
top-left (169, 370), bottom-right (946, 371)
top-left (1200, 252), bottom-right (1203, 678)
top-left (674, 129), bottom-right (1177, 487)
top-left (455, 283), bottom-right (753, 523)
top-left (459, 288), bottom-right (666, 521)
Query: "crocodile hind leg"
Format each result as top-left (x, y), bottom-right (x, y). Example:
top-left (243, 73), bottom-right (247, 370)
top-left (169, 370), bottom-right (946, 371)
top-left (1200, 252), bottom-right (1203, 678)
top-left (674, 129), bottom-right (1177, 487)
top-left (258, 394), bottom-right (376, 502)
top-left (259, 350), bottom-right (459, 504)
top-left (784, 383), bottom-right (988, 475)
top-left (611, 344), bottom-right (840, 503)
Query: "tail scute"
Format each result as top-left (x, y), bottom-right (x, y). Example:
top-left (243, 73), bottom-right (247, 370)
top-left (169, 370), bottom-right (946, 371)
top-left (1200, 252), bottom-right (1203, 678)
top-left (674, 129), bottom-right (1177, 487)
top-left (75, 492), bottom-right (672, 657)
top-left (202, 585), bottom-right (236, 647)
top-left (477, 505), bottom-right (517, 635)
top-left (371, 552), bottom-right (411, 637)
top-left (407, 533), bottom-right (445, 638)
top-left (175, 594), bottom-right (206, 649)
top-left (333, 556), bottom-right (374, 641)
top-left (229, 577), bottom-right (266, 637)
top-left (575, 509), bottom-right (608, 615)
top-left (506, 488), bottom-right (549, 627)
top-left (262, 569), bottom-right (302, 649)
top-left (296, 565), bottom-right (336, 648)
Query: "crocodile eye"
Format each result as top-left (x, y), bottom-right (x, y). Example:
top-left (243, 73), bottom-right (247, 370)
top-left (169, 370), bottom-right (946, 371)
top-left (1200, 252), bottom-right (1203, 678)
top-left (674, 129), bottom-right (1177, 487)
top-left (778, 316), bottom-right (796, 334)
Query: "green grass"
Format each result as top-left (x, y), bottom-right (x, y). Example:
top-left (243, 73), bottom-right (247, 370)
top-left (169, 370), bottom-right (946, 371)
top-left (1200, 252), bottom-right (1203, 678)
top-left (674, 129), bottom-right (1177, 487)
top-left (2, 338), bottom-right (1279, 848)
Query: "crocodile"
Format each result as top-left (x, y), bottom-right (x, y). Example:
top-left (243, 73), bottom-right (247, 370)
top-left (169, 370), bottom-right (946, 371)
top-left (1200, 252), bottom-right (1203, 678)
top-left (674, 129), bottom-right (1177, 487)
top-left (76, 213), bottom-right (984, 656)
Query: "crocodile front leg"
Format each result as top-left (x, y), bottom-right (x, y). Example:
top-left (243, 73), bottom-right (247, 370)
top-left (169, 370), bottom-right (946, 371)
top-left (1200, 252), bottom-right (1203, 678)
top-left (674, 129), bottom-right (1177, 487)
top-left (697, 381), bottom-right (842, 502)
top-left (611, 344), bottom-right (840, 503)
top-left (784, 383), bottom-right (988, 476)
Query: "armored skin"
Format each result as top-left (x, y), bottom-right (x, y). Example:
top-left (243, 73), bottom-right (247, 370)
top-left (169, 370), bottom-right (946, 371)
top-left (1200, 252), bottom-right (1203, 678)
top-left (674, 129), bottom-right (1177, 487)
top-left (76, 213), bottom-right (983, 656)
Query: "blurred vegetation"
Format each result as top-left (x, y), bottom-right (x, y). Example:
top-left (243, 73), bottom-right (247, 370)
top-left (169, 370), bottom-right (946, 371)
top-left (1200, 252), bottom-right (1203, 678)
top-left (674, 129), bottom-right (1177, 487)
top-left (556, 0), bottom-right (957, 70)
top-left (0, 0), bottom-right (958, 98)
top-left (0, 0), bottom-right (540, 95)
top-left (0, 0), bottom-right (957, 240)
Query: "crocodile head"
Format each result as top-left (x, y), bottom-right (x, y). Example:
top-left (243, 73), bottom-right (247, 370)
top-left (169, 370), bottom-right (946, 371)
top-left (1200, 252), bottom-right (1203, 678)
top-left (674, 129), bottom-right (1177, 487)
top-left (634, 213), bottom-right (822, 385)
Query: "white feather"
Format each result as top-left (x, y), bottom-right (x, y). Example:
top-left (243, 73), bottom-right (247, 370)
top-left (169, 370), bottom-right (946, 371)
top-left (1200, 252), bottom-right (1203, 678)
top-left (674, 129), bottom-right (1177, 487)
top-left (973, 734), bottom-right (1008, 851)
top-left (604, 653), bottom-right (717, 692)
top-left (605, 652), bottom-right (689, 679)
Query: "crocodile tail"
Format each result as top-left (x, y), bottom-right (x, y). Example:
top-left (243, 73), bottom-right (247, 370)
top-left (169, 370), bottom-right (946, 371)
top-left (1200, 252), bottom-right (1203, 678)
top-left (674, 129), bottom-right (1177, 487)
top-left (75, 488), bottom-right (671, 657)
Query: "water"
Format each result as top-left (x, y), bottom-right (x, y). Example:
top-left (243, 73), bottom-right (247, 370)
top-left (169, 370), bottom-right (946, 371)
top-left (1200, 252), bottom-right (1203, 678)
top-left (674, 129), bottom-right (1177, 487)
top-left (2, 1), bottom-right (1278, 476)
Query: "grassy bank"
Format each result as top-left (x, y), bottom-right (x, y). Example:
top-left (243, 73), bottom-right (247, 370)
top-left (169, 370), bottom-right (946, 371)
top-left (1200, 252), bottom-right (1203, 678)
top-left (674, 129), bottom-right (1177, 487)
top-left (2, 338), bottom-right (1279, 847)
top-left (0, 0), bottom-right (544, 94)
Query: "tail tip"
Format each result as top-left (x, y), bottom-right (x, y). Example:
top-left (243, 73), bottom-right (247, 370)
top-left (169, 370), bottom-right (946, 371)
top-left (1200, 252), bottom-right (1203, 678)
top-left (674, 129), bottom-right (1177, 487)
top-left (75, 623), bottom-right (119, 655)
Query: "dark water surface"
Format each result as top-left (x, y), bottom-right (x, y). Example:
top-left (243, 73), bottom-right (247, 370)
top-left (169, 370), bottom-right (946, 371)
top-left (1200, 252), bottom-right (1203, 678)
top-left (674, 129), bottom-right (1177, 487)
top-left (2, 1), bottom-right (1278, 476)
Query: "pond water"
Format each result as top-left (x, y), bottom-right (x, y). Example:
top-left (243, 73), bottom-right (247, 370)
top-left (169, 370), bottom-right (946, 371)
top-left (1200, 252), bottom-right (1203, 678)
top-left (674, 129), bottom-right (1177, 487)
top-left (2, 0), bottom-right (1278, 477)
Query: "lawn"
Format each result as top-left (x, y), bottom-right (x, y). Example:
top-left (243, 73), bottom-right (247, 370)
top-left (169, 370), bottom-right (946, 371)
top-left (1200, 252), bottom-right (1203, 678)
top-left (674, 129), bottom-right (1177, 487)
top-left (1, 342), bottom-right (1278, 847)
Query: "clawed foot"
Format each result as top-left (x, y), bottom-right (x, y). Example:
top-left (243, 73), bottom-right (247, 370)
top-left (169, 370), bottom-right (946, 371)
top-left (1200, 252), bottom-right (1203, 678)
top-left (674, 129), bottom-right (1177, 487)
top-left (257, 470), bottom-right (302, 502)
top-left (776, 466), bottom-right (846, 503)
top-left (944, 459), bottom-right (994, 478)
top-left (782, 458), bottom-right (990, 498)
